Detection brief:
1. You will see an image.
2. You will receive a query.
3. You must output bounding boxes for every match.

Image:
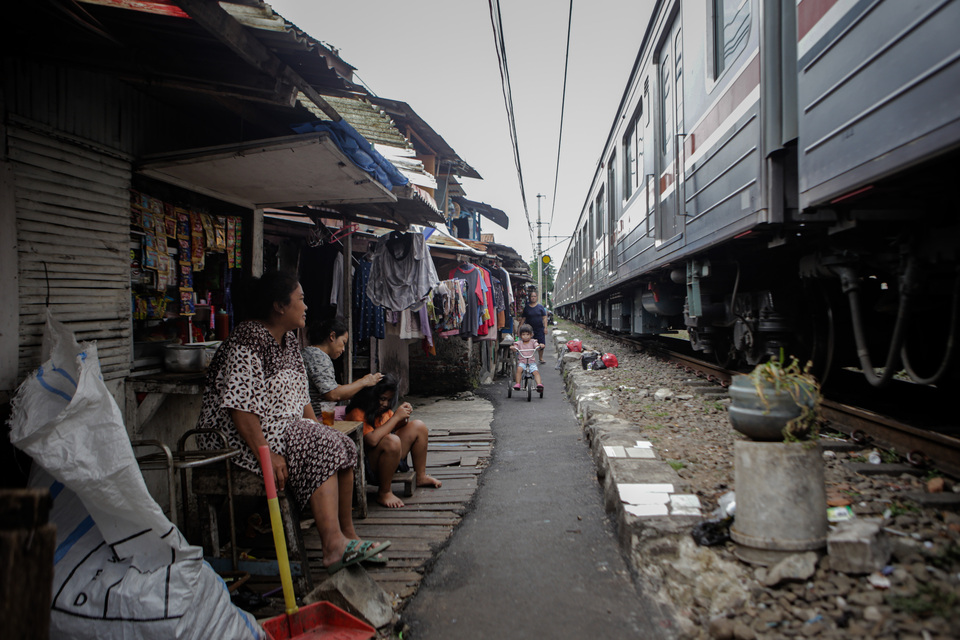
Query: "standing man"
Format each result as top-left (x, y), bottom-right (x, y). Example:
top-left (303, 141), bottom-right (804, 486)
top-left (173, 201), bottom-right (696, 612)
top-left (521, 290), bottom-right (549, 364)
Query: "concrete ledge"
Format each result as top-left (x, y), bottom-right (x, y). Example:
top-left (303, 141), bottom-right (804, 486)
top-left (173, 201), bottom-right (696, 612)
top-left (553, 332), bottom-right (737, 620)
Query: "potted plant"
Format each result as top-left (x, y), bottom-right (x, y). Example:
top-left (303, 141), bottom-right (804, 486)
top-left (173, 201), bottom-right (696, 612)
top-left (728, 351), bottom-right (821, 442)
top-left (727, 352), bottom-right (829, 557)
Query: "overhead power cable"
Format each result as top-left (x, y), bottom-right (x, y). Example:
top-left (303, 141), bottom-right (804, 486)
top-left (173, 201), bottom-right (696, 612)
top-left (548, 0), bottom-right (574, 235)
top-left (487, 0), bottom-right (535, 253)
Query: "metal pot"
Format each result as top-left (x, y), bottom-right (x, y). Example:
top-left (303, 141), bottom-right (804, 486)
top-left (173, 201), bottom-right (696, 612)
top-left (727, 374), bottom-right (816, 441)
top-left (163, 344), bottom-right (207, 373)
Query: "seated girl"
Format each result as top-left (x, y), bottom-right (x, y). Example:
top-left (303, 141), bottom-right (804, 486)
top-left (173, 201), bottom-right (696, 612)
top-left (345, 375), bottom-right (442, 508)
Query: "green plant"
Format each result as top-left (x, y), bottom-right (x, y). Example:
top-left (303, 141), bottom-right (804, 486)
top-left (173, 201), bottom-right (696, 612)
top-left (929, 543), bottom-right (960, 571)
top-left (886, 500), bottom-right (920, 517)
top-left (925, 469), bottom-right (944, 481)
top-left (706, 400), bottom-right (725, 412)
top-left (667, 459), bottom-right (686, 471)
top-left (881, 448), bottom-right (900, 463)
top-left (887, 583), bottom-right (958, 618)
top-left (747, 350), bottom-right (822, 441)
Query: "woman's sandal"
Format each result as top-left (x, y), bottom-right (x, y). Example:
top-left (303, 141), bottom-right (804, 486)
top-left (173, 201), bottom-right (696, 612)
top-left (326, 539), bottom-right (391, 574)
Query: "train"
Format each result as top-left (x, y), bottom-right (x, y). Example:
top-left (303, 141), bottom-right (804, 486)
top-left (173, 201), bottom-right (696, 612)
top-left (554, 0), bottom-right (960, 389)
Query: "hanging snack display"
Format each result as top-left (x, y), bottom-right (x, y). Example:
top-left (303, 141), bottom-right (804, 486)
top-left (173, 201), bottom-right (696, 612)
top-left (130, 188), bottom-right (245, 372)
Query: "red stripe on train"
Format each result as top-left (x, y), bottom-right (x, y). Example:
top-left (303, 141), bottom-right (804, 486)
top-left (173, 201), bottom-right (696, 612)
top-left (798, 0), bottom-right (840, 41)
top-left (684, 55), bottom-right (760, 158)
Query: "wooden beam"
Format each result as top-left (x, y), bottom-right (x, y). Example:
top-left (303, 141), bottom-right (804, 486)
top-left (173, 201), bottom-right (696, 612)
top-left (0, 162), bottom-right (19, 392)
top-left (174, 0), bottom-right (342, 121)
top-left (121, 72), bottom-right (299, 108)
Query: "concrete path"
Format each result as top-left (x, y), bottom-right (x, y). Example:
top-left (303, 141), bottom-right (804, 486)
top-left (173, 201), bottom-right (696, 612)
top-left (402, 348), bottom-right (674, 639)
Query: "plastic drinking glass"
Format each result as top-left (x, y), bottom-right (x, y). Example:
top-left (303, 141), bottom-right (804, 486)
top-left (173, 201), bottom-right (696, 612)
top-left (320, 402), bottom-right (336, 426)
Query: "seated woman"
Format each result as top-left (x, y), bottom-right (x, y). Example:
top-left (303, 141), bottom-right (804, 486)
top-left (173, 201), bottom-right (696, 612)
top-left (345, 375), bottom-right (442, 508)
top-left (196, 271), bottom-right (387, 574)
top-left (302, 317), bottom-right (383, 409)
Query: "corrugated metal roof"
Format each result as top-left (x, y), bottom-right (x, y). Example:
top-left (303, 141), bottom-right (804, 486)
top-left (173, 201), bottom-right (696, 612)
top-left (299, 94), bottom-right (411, 149)
top-left (366, 96), bottom-right (482, 180)
top-left (453, 196), bottom-right (509, 229)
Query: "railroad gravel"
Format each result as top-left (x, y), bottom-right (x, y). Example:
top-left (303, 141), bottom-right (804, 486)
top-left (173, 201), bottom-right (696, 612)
top-left (556, 322), bottom-right (960, 640)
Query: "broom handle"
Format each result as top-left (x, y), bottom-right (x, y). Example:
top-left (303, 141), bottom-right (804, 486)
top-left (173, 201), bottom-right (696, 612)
top-left (258, 446), bottom-right (299, 615)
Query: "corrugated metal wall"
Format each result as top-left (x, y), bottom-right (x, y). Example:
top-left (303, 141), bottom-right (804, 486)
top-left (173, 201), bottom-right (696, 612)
top-left (9, 124), bottom-right (132, 382)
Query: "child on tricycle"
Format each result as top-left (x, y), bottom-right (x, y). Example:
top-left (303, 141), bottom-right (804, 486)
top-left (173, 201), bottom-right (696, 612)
top-left (512, 324), bottom-right (544, 394)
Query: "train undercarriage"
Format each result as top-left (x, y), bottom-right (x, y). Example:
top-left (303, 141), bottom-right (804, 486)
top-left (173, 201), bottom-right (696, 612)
top-left (562, 163), bottom-right (960, 391)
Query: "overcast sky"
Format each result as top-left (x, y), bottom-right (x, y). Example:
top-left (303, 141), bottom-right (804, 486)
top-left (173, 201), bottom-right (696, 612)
top-left (267, 0), bottom-right (655, 264)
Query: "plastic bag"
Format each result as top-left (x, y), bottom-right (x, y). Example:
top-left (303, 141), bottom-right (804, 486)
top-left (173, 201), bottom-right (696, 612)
top-left (8, 311), bottom-right (264, 640)
top-left (566, 339), bottom-right (583, 352)
top-left (590, 359), bottom-right (607, 370)
top-left (691, 517), bottom-right (733, 546)
top-left (581, 350), bottom-right (600, 370)
top-left (601, 353), bottom-right (619, 368)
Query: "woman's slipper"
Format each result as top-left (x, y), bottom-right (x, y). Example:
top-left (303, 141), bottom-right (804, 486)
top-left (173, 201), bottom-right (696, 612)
top-left (362, 552), bottom-right (388, 565)
top-left (326, 539), bottom-right (391, 574)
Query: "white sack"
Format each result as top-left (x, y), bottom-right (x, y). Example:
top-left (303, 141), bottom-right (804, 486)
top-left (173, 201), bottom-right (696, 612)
top-left (9, 311), bottom-right (264, 639)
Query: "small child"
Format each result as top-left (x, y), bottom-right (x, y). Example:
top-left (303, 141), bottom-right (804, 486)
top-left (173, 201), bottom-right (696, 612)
top-left (512, 323), bottom-right (544, 392)
top-left (345, 374), bottom-right (441, 508)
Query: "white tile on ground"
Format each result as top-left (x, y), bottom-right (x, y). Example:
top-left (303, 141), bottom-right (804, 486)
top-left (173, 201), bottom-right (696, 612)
top-left (635, 441), bottom-right (653, 448)
top-left (670, 494), bottom-right (702, 516)
top-left (618, 483), bottom-right (674, 505)
top-left (625, 503), bottom-right (670, 517)
top-left (603, 445), bottom-right (627, 458)
top-left (625, 447), bottom-right (656, 459)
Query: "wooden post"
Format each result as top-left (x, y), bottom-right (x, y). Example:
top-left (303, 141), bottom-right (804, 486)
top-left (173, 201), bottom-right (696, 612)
top-left (344, 231), bottom-right (353, 383)
top-left (251, 207), bottom-right (264, 277)
top-left (0, 489), bottom-right (55, 640)
top-left (0, 161), bottom-right (19, 392)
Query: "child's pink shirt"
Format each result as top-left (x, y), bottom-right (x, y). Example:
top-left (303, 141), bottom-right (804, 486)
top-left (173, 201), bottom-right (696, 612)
top-left (515, 338), bottom-right (539, 364)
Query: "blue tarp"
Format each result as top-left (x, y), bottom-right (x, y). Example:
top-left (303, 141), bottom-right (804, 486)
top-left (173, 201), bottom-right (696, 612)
top-left (291, 119), bottom-right (409, 191)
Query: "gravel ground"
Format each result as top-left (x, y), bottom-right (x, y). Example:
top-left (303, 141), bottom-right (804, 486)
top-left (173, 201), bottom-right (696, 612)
top-left (556, 321), bottom-right (960, 640)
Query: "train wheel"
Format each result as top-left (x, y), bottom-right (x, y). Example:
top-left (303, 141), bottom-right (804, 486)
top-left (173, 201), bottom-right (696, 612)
top-left (798, 282), bottom-right (838, 387)
top-left (713, 332), bottom-right (736, 369)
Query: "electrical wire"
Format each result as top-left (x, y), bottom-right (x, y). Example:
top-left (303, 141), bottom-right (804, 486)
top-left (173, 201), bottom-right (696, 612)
top-left (548, 0), bottom-right (574, 234)
top-left (487, 0), bottom-right (536, 253)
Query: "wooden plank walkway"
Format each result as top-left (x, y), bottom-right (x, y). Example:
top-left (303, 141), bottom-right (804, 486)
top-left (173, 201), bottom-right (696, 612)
top-left (300, 395), bottom-right (494, 602)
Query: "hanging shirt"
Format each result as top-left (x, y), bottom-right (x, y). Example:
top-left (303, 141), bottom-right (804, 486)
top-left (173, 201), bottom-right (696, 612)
top-left (449, 264), bottom-right (482, 337)
top-left (330, 253), bottom-right (344, 309)
top-left (367, 231), bottom-right (439, 311)
top-left (353, 259), bottom-right (385, 345)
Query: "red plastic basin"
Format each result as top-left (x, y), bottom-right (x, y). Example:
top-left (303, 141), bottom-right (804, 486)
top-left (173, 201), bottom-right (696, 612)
top-left (262, 601), bottom-right (376, 640)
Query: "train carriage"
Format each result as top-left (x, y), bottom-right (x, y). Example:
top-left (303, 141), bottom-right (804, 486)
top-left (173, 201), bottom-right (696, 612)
top-left (555, 0), bottom-right (960, 388)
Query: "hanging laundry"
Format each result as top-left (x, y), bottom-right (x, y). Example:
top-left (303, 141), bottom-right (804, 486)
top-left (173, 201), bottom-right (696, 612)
top-left (353, 259), bottom-right (385, 346)
top-left (449, 263), bottom-right (483, 337)
top-left (368, 231), bottom-right (439, 311)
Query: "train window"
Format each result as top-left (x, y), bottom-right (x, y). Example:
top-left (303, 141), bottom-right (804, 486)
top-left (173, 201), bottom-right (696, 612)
top-left (607, 153), bottom-right (617, 219)
top-left (595, 189), bottom-right (605, 240)
top-left (713, 0), bottom-right (751, 78)
top-left (661, 55), bottom-right (672, 156)
top-left (623, 103), bottom-right (643, 201)
top-left (644, 79), bottom-right (650, 126)
top-left (588, 204), bottom-right (594, 244)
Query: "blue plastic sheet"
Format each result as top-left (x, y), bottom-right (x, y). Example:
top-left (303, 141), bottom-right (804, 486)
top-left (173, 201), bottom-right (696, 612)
top-left (292, 119), bottom-right (409, 191)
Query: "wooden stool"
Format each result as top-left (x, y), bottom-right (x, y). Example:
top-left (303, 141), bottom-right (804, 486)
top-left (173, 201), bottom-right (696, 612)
top-left (396, 469), bottom-right (416, 497)
top-left (330, 420), bottom-right (367, 518)
top-left (367, 464), bottom-right (416, 499)
top-left (192, 465), bottom-right (313, 598)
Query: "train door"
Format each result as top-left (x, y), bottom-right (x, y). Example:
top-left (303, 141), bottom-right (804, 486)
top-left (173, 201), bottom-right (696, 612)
top-left (656, 16), bottom-right (684, 245)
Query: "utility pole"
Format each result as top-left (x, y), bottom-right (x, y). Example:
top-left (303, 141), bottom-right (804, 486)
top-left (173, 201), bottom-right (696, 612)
top-left (536, 194), bottom-right (544, 300)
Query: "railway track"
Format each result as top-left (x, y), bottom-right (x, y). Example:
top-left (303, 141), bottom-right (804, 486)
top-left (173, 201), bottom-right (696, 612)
top-left (568, 323), bottom-right (960, 479)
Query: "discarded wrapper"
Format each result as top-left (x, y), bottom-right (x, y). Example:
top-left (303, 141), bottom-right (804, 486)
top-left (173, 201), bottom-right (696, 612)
top-left (827, 505), bottom-right (855, 523)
